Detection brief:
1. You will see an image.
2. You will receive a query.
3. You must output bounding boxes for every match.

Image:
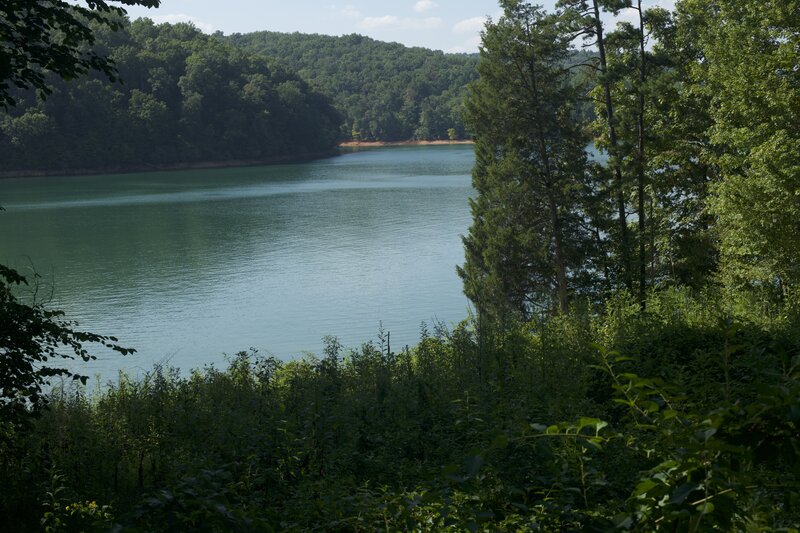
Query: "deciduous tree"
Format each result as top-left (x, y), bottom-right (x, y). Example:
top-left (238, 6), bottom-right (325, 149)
top-left (681, 0), bottom-right (800, 291)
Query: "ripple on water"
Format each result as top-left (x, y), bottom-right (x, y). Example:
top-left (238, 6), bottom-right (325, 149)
top-left (0, 145), bottom-right (476, 382)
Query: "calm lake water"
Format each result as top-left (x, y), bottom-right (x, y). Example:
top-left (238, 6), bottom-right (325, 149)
top-left (0, 145), bottom-right (475, 382)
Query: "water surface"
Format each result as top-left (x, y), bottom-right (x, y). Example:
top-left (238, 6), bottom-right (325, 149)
top-left (0, 146), bottom-right (475, 381)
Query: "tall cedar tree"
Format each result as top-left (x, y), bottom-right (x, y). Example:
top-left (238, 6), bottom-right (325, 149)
top-left (600, 5), bottom-right (653, 307)
top-left (459, 0), bottom-right (589, 318)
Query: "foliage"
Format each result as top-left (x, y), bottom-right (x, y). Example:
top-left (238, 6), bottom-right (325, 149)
top-left (0, 266), bottom-right (133, 430)
top-left (41, 469), bottom-right (115, 533)
top-left (0, 20), bottom-right (342, 174)
top-left (678, 0), bottom-right (800, 290)
top-left (461, 0), bottom-right (799, 317)
top-left (226, 31), bottom-right (479, 142)
top-left (0, 0), bottom-right (159, 108)
top-left (2, 0), bottom-right (799, 531)
top-left (459, 0), bottom-right (593, 317)
top-left (1, 291), bottom-right (798, 531)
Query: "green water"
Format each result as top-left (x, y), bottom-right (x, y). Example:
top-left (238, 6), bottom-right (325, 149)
top-left (0, 145), bottom-right (475, 380)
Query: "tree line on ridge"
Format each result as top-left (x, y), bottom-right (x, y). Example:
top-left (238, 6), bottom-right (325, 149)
top-left (0, 19), bottom-right (342, 174)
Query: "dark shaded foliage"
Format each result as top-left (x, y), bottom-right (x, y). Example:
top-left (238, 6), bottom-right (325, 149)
top-left (0, 0), bottom-right (160, 108)
top-left (0, 20), bottom-right (342, 175)
top-left (1, 291), bottom-right (798, 531)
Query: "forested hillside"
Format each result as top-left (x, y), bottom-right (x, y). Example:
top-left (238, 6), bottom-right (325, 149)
top-left (0, 19), bottom-right (341, 175)
top-left (1, 23), bottom-right (481, 174)
top-left (226, 32), bottom-right (479, 141)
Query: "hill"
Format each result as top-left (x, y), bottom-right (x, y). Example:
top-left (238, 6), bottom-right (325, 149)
top-left (226, 31), bottom-right (479, 141)
top-left (0, 20), bottom-right (342, 175)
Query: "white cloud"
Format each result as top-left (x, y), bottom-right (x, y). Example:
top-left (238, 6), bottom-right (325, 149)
top-left (340, 4), bottom-right (361, 19)
top-left (361, 15), bottom-right (399, 29)
top-left (452, 16), bottom-right (486, 34)
top-left (360, 16), bottom-right (442, 30)
top-left (651, 0), bottom-right (676, 9)
top-left (150, 13), bottom-right (214, 33)
top-left (611, 0), bottom-right (677, 26)
top-left (615, 7), bottom-right (639, 25)
top-left (413, 0), bottom-right (438, 13)
top-left (447, 35), bottom-right (482, 53)
top-left (412, 17), bottom-right (442, 30)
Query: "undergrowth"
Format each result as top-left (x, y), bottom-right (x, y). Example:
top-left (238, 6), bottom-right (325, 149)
top-left (1, 288), bottom-right (798, 531)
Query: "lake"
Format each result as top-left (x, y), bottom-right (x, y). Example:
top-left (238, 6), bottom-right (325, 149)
top-left (0, 145), bottom-right (475, 381)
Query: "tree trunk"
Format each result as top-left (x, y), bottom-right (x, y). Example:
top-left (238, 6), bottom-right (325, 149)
top-left (592, 0), bottom-right (632, 292)
top-left (636, 0), bottom-right (647, 310)
top-left (528, 56), bottom-right (569, 314)
top-left (549, 192), bottom-right (570, 313)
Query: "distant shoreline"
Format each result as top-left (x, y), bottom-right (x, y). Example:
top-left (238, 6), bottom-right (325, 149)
top-left (339, 140), bottom-right (474, 148)
top-left (0, 150), bottom-right (339, 179)
top-left (0, 141), bottom-right (475, 179)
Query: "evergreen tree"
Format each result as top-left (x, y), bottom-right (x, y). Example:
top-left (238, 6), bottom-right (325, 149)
top-left (459, 0), bottom-right (591, 318)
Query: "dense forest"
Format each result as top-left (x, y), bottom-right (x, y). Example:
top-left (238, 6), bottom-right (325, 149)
top-left (2, 0), bottom-right (800, 531)
top-left (0, 21), bottom-right (484, 175)
top-left (0, 19), bottom-right (341, 175)
top-left (226, 32), bottom-right (479, 142)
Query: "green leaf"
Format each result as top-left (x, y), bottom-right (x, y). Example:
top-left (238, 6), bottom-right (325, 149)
top-left (612, 513), bottom-right (633, 529)
top-left (661, 409), bottom-right (679, 420)
top-left (634, 479), bottom-right (659, 497)
top-left (695, 502), bottom-right (714, 514)
top-left (491, 434), bottom-right (509, 449)
top-left (670, 483), bottom-right (701, 505)
top-left (695, 428), bottom-right (717, 443)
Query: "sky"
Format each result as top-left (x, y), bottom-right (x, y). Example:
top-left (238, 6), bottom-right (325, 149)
top-left (121, 0), bottom-right (676, 54)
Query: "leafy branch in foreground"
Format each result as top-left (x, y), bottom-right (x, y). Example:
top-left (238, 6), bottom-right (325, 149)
top-left (0, 265), bottom-right (134, 425)
top-left (595, 347), bottom-right (800, 531)
top-left (0, 0), bottom-right (160, 108)
top-left (1, 0), bottom-right (150, 433)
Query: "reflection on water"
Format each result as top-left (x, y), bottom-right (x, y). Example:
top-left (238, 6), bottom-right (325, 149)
top-left (0, 145), bottom-right (475, 382)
